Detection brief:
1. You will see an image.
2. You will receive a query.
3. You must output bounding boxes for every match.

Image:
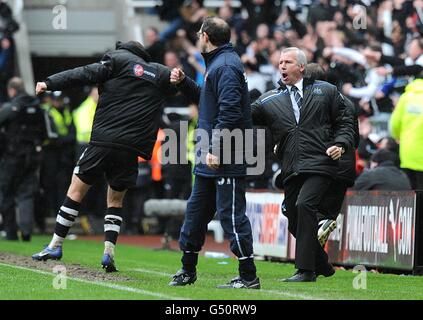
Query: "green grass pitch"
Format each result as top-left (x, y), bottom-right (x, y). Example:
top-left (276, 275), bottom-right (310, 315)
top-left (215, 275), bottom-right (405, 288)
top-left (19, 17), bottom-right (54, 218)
top-left (0, 236), bottom-right (422, 300)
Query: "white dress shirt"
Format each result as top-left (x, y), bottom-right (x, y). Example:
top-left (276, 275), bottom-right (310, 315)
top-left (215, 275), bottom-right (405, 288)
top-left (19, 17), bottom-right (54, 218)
top-left (286, 78), bottom-right (304, 123)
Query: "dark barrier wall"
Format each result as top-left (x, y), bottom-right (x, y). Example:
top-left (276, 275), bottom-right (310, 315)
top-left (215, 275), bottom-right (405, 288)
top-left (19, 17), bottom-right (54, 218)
top-left (326, 191), bottom-right (421, 272)
top-left (246, 190), bottom-right (423, 274)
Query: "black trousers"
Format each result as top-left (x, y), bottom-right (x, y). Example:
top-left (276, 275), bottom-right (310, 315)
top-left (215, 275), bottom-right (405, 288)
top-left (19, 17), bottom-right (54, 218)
top-left (404, 169), bottom-right (423, 190)
top-left (317, 180), bottom-right (348, 221)
top-left (0, 154), bottom-right (40, 237)
top-left (283, 174), bottom-right (332, 271)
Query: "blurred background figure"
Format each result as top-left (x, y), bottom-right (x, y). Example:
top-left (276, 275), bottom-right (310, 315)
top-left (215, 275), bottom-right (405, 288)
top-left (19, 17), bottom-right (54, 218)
top-left (390, 78), bottom-right (423, 190)
top-left (0, 0), bottom-right (19, 103)
top-left (0, 77), bottom-right (46, 241)
top-left (40, 91), bottom-right (76, 219)
top-left (353, 149), bottom-right (411, 191)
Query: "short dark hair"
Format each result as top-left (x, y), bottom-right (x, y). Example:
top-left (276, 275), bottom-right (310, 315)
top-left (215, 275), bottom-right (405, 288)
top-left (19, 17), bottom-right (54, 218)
top-left (201, 16), bottom-right (231, 47)
top-left (7, 77), bottom-right (24, 92)
top-left (371, 149), bottom-right (400, 167)
top-left (305, 63), bottom-right (326, 81)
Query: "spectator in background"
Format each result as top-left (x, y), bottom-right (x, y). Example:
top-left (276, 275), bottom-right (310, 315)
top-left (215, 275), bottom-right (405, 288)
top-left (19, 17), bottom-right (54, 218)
top-left (353, 149), bottom-right (411, 190)
top-left (240, 0), bottom-right (281, 34)
top-left (177, 29), bottom-right (206, 85)
top-left (0, 1), bottom-right (19, 36)
top-left (164, 50), bottom-right (183, 71)
top-left (390, 77), bottom-right (423, 190)
top-left (217, 2), bottom-right (245, 38)
top-left (357, 117), bottom-right (378, 171)
top-left (0, 0), bottom-right (19, 103)
top-left (145, 27), bottom-right (166, 64)
top-left (178, 0), bottom-right (208, 43)
top-left (378, 136), bottom-right (400, 157)
top-left (244, 61), bottom-right (267, 95)
top-left (307, 0), bottom-right (336, 28)
top-left (0, 36), bottom-right (14, 103)
top-left (40, 91), bottom-right (76, 218)
top-left (0, 77), bottom-right (47, 241)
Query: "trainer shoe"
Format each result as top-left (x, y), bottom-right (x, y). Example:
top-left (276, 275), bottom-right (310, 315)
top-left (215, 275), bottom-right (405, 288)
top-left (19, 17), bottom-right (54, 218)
top-left (32, 245), bottom-right (62, 261)
top-left (169, 269), bottom-right (197, 286)
top-left (318, 219), bottom-right (337, 247)
top-left (217, 276), bottom-right (260, 289)
top-left (101, 254), bottom-right (118, 273)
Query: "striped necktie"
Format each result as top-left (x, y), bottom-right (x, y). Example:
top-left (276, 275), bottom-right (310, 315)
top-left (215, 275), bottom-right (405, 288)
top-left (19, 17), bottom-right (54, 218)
top-left (291, 86), bottom-right (303, 110)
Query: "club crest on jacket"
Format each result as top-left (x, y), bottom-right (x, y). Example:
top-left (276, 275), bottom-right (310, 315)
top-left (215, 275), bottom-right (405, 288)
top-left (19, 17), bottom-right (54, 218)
top-left (133, 64), bottom-right (144, 77)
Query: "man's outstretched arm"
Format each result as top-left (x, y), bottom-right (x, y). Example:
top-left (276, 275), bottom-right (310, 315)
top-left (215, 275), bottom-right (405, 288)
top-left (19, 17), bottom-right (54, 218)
top-left (170, 67), bottom-right (201, 104)
top-left (36, 54), bottom-right (114, 95)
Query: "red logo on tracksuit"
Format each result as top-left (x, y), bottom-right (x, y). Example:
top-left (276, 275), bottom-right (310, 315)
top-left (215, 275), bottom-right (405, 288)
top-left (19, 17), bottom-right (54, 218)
top-left (134, 64), bottom-right (144, 77)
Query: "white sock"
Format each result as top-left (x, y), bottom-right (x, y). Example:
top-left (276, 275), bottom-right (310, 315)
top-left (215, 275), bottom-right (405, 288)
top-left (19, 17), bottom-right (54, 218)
top-left (48, 234), bottom-right (65, 249)
top-left (104, 241), bottom-right (115, 257)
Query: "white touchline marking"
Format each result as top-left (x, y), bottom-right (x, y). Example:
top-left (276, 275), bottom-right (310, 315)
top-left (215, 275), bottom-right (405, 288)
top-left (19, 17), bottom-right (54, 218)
top-left (259, 289), bottom-right (323, 300)
top-left (130, 267), bottom-right (323, 300)
top-left (131, 268), bottom-right (174, 277)
top-left (0, 262), bottom-right (189, 300)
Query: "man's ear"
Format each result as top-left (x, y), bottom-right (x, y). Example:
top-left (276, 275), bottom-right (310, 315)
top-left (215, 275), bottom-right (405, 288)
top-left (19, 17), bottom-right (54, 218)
top-left (203, 32), bottom-right (210, 45)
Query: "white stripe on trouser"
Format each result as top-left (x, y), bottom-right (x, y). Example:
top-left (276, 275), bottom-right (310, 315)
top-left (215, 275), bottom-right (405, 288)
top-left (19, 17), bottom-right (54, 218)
top-left (238, 255), bottom-right (254, 261)
top-left (105, 215), bottom-right (123, 222)
top-left (104, 224), bottom-right (121, 232)
top-left (56, 215), bottom-right (74, 227)
top-left (60, 206), bottom-right (79, 217)
top-left (231, 178), bottom-right (245, 258)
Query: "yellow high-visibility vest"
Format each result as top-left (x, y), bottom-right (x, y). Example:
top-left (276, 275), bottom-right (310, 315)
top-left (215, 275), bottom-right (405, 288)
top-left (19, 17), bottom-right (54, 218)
top-left (73, 96), bottom-right (97, 143)
top-left (42, 104), bottom-right (73, 137)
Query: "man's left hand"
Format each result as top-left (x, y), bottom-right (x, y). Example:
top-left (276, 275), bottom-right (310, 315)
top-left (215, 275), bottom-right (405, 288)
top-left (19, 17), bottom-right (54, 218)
top-left (206, 153), bottom-right (220, 170)
top-left (326, 146), bottom-right (344, 160)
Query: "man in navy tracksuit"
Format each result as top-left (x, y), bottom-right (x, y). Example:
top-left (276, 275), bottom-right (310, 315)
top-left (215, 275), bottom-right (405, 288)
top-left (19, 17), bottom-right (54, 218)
top-left (168, 16), bottom-right (260, 289)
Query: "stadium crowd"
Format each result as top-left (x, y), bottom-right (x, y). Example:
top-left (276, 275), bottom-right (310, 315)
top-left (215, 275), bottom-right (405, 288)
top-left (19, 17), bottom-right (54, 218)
top-left (0, 0), bottom-right (422, 242)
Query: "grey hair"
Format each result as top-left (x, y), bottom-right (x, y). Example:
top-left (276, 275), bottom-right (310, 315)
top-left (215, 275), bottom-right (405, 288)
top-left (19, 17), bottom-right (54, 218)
top-left (281, 47), bottom-right (307, 67)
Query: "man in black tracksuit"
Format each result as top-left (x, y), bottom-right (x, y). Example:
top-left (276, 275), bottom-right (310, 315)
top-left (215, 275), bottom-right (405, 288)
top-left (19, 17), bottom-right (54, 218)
top-left (32, 41), bottom-right (177, 272)
top-left (252, 48), bottom-right (355, 282)
top-left (0, 77), bottom-right (47, 241)
top-left (168, 17), bottom-right (259, 289)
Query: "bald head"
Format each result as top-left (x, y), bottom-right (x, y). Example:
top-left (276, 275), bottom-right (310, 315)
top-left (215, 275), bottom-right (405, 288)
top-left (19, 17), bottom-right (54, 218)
top-left (200, 16), bottom-right (231, 47)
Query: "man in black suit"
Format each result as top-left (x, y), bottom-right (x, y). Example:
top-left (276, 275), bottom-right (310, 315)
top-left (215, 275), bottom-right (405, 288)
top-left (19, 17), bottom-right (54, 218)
top-left (252, 48), bottom-right (355, 282)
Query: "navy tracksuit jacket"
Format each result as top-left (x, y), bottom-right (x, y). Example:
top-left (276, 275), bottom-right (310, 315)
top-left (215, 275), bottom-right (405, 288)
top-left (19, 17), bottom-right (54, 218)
top-left (176, 43), bottom-right (254, 259)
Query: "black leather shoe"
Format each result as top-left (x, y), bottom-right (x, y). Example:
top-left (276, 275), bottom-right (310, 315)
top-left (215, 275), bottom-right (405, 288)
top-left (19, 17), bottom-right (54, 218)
top-left (281, 270), bottom-right (316, 282)
top-left (316, 263), bottom-right (335, 278)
